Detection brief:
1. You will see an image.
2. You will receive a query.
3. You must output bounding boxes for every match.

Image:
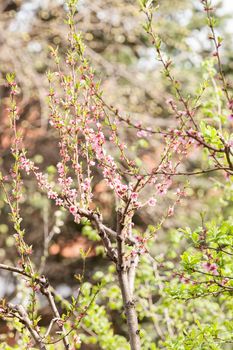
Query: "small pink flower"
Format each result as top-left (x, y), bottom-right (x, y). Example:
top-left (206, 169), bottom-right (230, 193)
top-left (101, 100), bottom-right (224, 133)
top-left (137, 130), bottom-right (148, 138)
top-left (202, 262), bottom-right (218, 275)
top-left (48, 190), bottom-right (58, 199)
top-left (180, 275), bottom-right (190, 284)
top-left (57, 162), bottom-right (64, 175)
top-left (167, 207), bottom-right (174, 216)
top-left (131, 192), bottom-right (138, 200)
top-left (69, 205), bottom-right (77, 215)
top-left (222, 278), bottom-right (229, 285)
top-left (19, 156), bottom-right (32, 174)
top-left (55, 198), bottom-right (64, 206)
top-left (148, 198), bottom-right (157, 206)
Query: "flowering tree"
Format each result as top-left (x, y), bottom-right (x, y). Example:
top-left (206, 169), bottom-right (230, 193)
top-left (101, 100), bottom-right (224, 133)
top-left (0, 0), bottom-right (233, 349)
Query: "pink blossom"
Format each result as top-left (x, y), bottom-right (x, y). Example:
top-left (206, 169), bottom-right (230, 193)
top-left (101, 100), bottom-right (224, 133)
top-left (180, 275), bottom-right (190, 284)
top-left (167, 207), bottom-right (174, 216)
top-left (57, 162), bottom-right (65, 175)
top-left (202, 262), bottom-right (218, 275)
top-left (81, 178), bottom-right (91, 192)
top-left (148, 198), bottom-right (157, 206)
top-left (135, 122), bottom-right (142, 128)
top-left (137, 130), bottom-right (148, 138)
top-left (55, 198), bottom-right (64, 206)
top-left (19, 156), bottom-right (33, 174)
top-left (131, 192), bottom-right (138, 200)
top-left (222, 278), bottom-right (229, 285)
top-left (69, 205), bottom-right (77, 215)
top-left (66, 189), bottom-right (78, 200)
top-left (48, 190), bottom-right (58, 199)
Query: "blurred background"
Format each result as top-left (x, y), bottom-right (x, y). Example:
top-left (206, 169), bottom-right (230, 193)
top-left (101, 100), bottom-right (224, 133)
top-left (0, 0), bottom-right (233, 348)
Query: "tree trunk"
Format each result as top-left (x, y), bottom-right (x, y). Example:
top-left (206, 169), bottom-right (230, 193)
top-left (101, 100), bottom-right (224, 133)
top-left (118, 270), bottom-right (141, 350)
